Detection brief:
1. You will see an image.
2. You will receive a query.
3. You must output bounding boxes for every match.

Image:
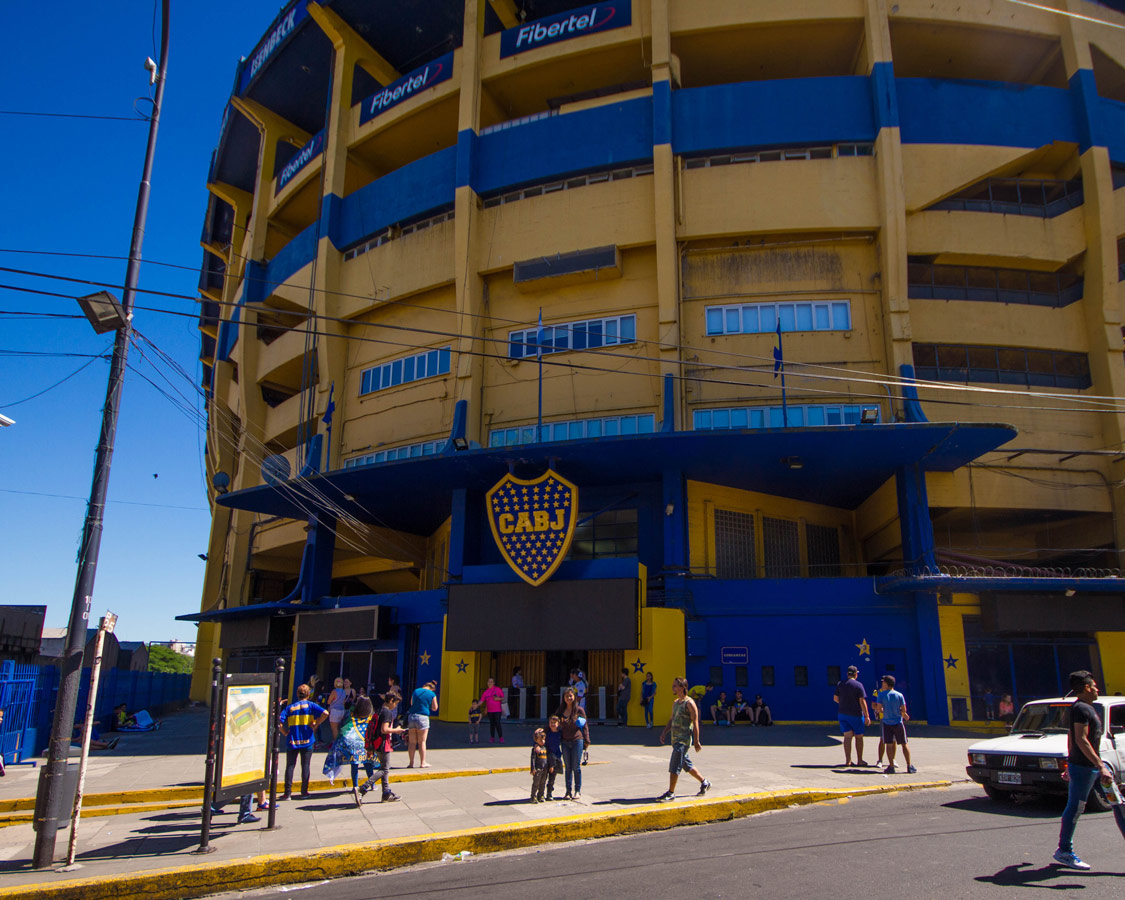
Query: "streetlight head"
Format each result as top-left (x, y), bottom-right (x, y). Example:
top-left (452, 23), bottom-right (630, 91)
top-left (76, 291), bottom-right (128, 334)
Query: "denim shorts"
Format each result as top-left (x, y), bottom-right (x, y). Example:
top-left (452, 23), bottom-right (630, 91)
top-left (668, 742), bottom-right (694, 774)
top-left (408, 713), bottom-right (430, 730)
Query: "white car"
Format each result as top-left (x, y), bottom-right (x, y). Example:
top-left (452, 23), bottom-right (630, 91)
top-left (966, 695), bottom-right (1125, 812)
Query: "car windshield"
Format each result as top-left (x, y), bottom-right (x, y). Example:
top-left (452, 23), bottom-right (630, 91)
top-left (1011, 702), bottom-right (1072, 734)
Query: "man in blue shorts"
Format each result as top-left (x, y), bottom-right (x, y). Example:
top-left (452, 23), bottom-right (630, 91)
top-left (833, 665), bottom-right (871, 766)
top-left (875, 674), bottom-right (915, 774)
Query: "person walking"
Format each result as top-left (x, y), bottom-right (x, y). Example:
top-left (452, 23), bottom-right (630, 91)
top-left (278, 684), bottom-right (328, 799)
top-left (406, 679), bottom-right (438, 768)
top-left (833, 665), bottom-right (871, 766)
top-left (616, 667), bottom-right (632, 726)
top-left (874, 675), bottom-right (916, 774)
top-left (480, 677), bottom-right (506, 743)
top-left (1053, 670), bottom-right (1125, 869)
top-left (641, 672), bottom-right (657, 728)
top-left (359, 689), bottom-right (405, 803)
top-left (340, 697), bottom-right (377, 806)
top-left (657, 677), bottom-right (710, 801)
top-left (557, 687), bottom-right (591, 800)
top-left (325, 677), bottom-right (347, 740)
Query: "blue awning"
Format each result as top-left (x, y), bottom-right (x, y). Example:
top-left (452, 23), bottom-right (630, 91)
top-left (214, 421), bottom-right (1015, 534)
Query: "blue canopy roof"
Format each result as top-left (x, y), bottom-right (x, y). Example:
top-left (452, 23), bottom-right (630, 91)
top-left (215, 421), bottom-right (1015, 534)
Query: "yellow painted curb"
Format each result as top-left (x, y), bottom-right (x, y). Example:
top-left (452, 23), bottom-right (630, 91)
top-left (0, 780), bottom-right (952, 900)
top-left (0, 762), bottom-right (569, 818)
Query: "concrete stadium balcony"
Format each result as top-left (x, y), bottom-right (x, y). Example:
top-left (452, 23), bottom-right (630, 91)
top-left (907, 205), bottom-right (1085, 268)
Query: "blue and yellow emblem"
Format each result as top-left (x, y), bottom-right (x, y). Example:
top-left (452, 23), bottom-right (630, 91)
top-left (486, 469), bottom-right (578, 587)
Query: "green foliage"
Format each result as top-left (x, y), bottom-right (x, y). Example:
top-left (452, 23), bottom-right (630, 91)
top-left (148, 644), bottom-right (192, 674)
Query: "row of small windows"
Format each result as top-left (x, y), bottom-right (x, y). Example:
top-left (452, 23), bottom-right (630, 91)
top-left (344, 439), bottom-right (445, 468)
top-left (693, 404), bottom-right (879, 431)
top-left (710, 666), bottom-right (843, 688)
top-left (685, 143), bottom-right (873, 169)
top-left (360, 347), bottom-right (451, 395)
top-left (706, 300), bottom-right (851, 337)
top-left (907, 260), bottom-right (1083, 308)
top-left (342, 210), bottom-right (455, 262)
top-left (508, 315), bottom-right (636, 359)
top-left (912, 343), bottom-right (1092, 389)
top-left (488, 413), bottom-right (657, 448)
top-left (714, 509), bottom-right (842, 579)
top-left (481, 164), bottom-right (654, 209)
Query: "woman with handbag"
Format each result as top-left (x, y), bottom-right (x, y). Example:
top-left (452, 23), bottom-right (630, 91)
top-left (556, 687), bottom-right (591, 800)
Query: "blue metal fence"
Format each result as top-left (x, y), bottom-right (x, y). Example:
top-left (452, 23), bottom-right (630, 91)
top-left (0, 660), bottom-right (190, 764)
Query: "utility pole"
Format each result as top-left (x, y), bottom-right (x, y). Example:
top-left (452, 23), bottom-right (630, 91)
top-left (32, 1), bottom-right (170, 867)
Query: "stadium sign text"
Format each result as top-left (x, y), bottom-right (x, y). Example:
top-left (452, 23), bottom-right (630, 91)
top-left (275, 130), bottom-right (324, 194)
top-left (359, 52), bottom-right (454, 126)
top-left (239, 0), bottom-right (309, 95)
top-left (500, 1), bottom-right (631, 59)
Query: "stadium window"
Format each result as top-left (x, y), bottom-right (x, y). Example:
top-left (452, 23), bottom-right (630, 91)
top-left (735, 666), bottom-right (749, 688)
top-left (508, 315), bottom-right (637, 359)
top-left (761, 666), bottom-right (775, 687)
top-left (359, 346), bottom-right (451, 396)
top-left (827, 665), bottom-right (841, 686)
top-left (710, 666), bottom-right (724, 685)
top-left (794, 666), bottom-right (809, 687)
top-left (913, 342), bottom-right (1091, 389)
top-left (706, 300), bottom-right (850, 336)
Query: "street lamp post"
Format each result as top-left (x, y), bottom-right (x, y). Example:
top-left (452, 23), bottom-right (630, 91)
top-left (32, 1), bottom-right (170, 868)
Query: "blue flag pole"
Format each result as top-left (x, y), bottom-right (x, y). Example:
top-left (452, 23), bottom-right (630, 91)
top-left (537, 309), bottom-right (545, 442)
top-left (322, 381), bottom-right (335, 464)
top-left (773, 321), bottom-right (787, 426)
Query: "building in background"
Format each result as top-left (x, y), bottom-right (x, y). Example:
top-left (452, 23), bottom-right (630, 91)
top-left (116, 641), bottom-right (150, 672)
top-left (183, 0), bottom-right (1125, 725)
top-left (38, 627), bottom-right (120, 671)
top-left (0, 605), bottom-right (45, 664)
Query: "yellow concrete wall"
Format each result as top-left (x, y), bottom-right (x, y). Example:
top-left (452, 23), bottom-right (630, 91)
top-left (1097, 631), bottom-right (1125, 695)
top-left (629, 606), bottom-right (687, 727)
top-left (938, 594), bottom-right (978, 722)
top-left (686, 479), bottom-right (856, 574)
top-left (439, 618), bottom-right (484, 724)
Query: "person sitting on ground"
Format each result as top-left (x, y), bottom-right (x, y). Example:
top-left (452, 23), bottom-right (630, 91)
top-left (752, 694), bottom-right (773, 726)
top-left (731, 690), bottom-right (752, 723)
top-left (72, 720), bottom-right (118, 751)
top-left (710, 690), bottom-right (731, 726)
top-left (113, 703), bottom-right (137, 730)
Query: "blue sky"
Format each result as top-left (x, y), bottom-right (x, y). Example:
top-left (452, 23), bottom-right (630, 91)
top-left (0, 2), bottom-right (283, 642)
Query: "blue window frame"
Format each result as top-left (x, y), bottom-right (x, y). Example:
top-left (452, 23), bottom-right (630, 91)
top-left (488, 413), bottom-right (656, 447)
top-left (344, 439), bottom-right (445, 468)
top-left (694, 404), bottom-right (878, 430)
top-left (508, 315), bottom-right (636, 359)
top-left (360, 346), bottom-right (452, 396)
top-left (706, 300), bottom-right (851, 336)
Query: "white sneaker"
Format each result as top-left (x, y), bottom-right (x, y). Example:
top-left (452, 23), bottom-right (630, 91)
top-left (1053, 849), bottom-right (1091, 870)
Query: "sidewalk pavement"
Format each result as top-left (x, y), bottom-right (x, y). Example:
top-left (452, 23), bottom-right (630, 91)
top-left (0, 707), bottom-right (986, 899)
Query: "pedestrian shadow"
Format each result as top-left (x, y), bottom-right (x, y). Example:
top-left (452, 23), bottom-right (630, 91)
top-left (143, 810), bottom-right (204, 822)
top-left (591, 797), bottom-right (661, 806)
top-left (975, 862), bottom-right (1119, 888)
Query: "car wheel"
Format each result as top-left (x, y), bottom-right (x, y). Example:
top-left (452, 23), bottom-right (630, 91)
top-left (983, 784), bottom-right (1014, 803)
top-left (1085, 784), bottom-right (1112, 813)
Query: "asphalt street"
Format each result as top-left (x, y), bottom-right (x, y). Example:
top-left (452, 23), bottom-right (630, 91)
top-left (222, 784), bottom-right (1125, 900)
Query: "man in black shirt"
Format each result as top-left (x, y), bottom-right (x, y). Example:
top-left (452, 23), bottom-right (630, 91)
top-left (833, 665), bottom-right (871, 767)
top-left (1053, 670), bottom-right (1115, 870)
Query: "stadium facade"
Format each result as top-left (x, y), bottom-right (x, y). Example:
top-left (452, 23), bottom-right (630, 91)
top-left (185, 0), bottom-right (1125, 724)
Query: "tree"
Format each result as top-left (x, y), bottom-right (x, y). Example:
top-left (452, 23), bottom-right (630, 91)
top-left (148, 644), bottom-right (192, 674)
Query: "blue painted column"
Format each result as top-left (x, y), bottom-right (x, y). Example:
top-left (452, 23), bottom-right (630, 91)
top-left (662, 468), bottom-right (687, 575)
top-left (895, 463), bottom-right (946, 723)
top-left (300, 511), bottom-right (338, 605)
top-left (448, 488), bottom-right (468, 579)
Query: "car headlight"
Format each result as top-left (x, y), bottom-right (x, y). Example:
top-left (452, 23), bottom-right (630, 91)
top-left (970, 753), bottom-right (988, 766)
top-left (1039, 758), bottom-right (1059, 770)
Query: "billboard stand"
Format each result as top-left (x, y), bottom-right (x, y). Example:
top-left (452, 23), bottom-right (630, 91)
top-left (265, 657), bottom-right (284, 831)
top-left (194, 658), bottom-right (223, 854)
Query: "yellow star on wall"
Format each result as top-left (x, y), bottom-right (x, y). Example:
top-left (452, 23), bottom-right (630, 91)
top-left (419, 650), bottom-right (431, 665)
top-left (855, 638), bottom-right (871, 656)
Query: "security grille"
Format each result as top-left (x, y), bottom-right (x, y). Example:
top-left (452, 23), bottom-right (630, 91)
top-left (807, 523), bottom-right (842, 577)
top-left (715, 509), bottom-right (756, 578)
top-left (763, 517), bottom-right (801, 578)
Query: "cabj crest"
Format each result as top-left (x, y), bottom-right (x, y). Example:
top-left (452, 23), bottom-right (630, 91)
top-left (486, 469), bottom-right (578, 586)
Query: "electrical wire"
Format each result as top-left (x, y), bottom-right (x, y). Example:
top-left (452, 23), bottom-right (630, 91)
top-left (7, 264), bottom-right (1125, 419)
top-left (0, 487), bottom-right (208, 512)
top-left (0, 110), bottom-right (147, 122)
top-left (0, 353), bottom-right (108, 407)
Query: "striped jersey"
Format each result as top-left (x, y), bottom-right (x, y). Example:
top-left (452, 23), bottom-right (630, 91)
top-left (279, 699), bottom-right (326, 748)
